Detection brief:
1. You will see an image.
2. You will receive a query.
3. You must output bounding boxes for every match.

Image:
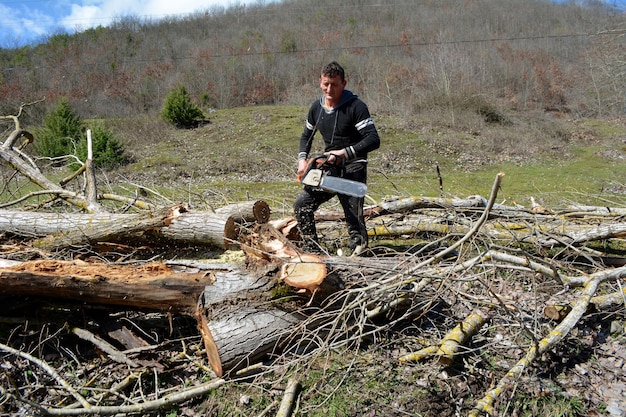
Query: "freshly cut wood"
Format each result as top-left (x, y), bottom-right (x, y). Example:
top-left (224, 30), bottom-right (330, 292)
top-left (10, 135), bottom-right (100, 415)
top-left (242, 223), bottom-right (328, 295)
top-left (215, 200), bottom-right (271, 224)
top-left (281, 254), bottom-right (327, 293)
top-left (269, 217), bottom-right (300, 241)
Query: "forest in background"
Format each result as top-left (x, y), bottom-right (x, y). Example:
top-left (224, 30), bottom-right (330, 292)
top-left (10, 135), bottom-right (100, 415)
top-left (0, 0), bottom-right (625, 126)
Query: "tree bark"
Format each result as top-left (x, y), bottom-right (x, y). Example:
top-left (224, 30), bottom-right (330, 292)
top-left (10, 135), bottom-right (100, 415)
top-left (0, 207), bottom-right (239, 250)
top-left (215, 200), bottom-right (271, 224)
top-left (0, 259), bottom-right (213, 313)
top-left (0, 254), bottom-right (389, 373)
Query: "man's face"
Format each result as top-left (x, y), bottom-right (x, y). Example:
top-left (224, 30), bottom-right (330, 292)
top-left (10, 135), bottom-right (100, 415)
top-left (320, 74), bottom-right (346, 105)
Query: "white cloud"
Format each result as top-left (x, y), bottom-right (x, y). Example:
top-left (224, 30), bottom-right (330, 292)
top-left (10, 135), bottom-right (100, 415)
top-left (60, 0), bottom-right (241, 31)
top-left (0, 0), bottom-right (259, 47)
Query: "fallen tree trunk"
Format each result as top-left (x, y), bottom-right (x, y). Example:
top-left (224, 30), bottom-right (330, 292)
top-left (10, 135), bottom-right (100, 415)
top-left (313, 210), bottom-right (626, 249)
top-left (0, 259), bottom-right (214, 312)
top-left (0, 206), bottom-right (240, 250)
top-left (0, 252), bottom-right (385, 374)
top-left (0, 257), bottom-right (297, 374)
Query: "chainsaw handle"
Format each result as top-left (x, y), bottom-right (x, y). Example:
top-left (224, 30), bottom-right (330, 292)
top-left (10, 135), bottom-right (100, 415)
top-left (296, 154), bottom-right (343, 182)
top-left (296, 154), bottom-right (327, 182)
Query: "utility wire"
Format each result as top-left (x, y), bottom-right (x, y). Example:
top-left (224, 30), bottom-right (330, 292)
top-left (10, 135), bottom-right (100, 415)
top-left (3, 29), bottom-right (622, 74)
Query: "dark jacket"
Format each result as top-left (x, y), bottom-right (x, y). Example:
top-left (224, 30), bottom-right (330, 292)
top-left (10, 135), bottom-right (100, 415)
top-left (298, 89), bottom-right (380, 163)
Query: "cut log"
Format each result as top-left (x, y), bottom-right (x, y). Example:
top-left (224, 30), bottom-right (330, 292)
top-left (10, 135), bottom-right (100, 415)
top-left (0, 259), bottom-right (214, 312)
top-left (215, 200), bottom-right (271, 224)
top-left (0, 252), bottom-right (397, 374)
top-left (208, 307), bottom-right (300, 373)
top-left (159, 210), bottom-right (239, 249)
top-left (0, 207), bottom-right (239, 250)
top-left (33, 204), bottom-right (187, 250)
top-left (0, 258), bottom-right (300, 373)
top-left (281, 254), bottom-right (327, 293)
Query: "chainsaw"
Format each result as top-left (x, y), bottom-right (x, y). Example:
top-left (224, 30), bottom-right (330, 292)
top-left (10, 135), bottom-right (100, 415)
top-left (297, 154), bottom-right (367, 198)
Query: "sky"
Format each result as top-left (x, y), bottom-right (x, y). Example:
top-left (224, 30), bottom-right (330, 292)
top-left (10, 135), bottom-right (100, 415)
top-left (0, 0), bottom-right (276, 48)
top-left (0, 0), bottom-right (624, 48)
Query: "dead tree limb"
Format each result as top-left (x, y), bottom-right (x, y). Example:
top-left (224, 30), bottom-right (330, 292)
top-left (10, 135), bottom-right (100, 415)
top-left (469, 266), bottom-right (626, 416)
top-left (399, 309), bottom-right (491, 365)
top-left (276, 378), bottom-right (301, 417)
top-left (0, 343), bottom-right (228, 417)
top-left (1, 116), bottom-right (151, 212)
top-left (71, 327), bottom-right (138, 367)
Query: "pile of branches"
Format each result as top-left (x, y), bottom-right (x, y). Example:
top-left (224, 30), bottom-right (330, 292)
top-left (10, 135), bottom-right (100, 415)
top-left (2, 108), bottom-right (626, 416)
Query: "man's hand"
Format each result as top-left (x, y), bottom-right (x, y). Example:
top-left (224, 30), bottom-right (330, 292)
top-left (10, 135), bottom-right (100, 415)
top-left (324, 150), bottom-right (346, 166)
top-left (297, 158), bottom-right (309, 180)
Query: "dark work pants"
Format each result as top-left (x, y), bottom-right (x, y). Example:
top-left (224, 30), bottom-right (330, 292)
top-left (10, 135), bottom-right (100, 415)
top-left (293, 162), bottom-right (367, 249)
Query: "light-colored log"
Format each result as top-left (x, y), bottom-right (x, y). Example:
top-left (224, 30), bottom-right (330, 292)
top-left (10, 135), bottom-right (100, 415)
top-left (215, 200), bottom-right (271, 224)
top-left (380, 195), bottom-right (488, 212)
top-left (281, 254), bottom-right (327, 293)
top-left (0, 207), bottom-right (239, 250)
top-left (160, 210), bottom-right (239, 249)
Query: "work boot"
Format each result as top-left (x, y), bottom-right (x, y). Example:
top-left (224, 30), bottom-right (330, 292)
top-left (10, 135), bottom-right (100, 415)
top-left (349, 237), bottom-right (368, 257)
top-left (350, 244), bottom-right (367, 257)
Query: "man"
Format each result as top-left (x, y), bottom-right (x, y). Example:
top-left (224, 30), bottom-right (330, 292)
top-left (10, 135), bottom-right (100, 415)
top-left (294, 61), bottom-right (380, 256)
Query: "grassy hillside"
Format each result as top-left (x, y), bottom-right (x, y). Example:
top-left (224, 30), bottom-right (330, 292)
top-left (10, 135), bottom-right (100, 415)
top-left (1, 0), bottom-right (625, 122)
top-left (2, 0), bottom-right (624, 212)
top-left (102, 106), bottom-right (626, 215)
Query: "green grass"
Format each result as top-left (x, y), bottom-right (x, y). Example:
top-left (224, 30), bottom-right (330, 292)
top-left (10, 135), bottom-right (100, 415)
top-left (3, 106), bottom-right (626, 216)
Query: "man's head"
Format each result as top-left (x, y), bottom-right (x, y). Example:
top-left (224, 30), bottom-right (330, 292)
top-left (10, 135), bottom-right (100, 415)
top-left (321, 61), bottom-right (345, 82)
top-left (320, 61), bottom-right (347, 107)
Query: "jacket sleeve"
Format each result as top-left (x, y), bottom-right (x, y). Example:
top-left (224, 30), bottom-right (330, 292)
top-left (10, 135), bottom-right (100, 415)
top-left (343, 101), bottom-right (380, 161)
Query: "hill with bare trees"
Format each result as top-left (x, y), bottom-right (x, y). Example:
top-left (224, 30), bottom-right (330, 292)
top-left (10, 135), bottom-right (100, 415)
top-left (1, 0), bottom-right (625, 125)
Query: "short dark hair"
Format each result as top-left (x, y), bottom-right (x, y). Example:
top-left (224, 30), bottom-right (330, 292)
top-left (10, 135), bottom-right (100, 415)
top-left (322, 61), bottom-right (345, 81)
